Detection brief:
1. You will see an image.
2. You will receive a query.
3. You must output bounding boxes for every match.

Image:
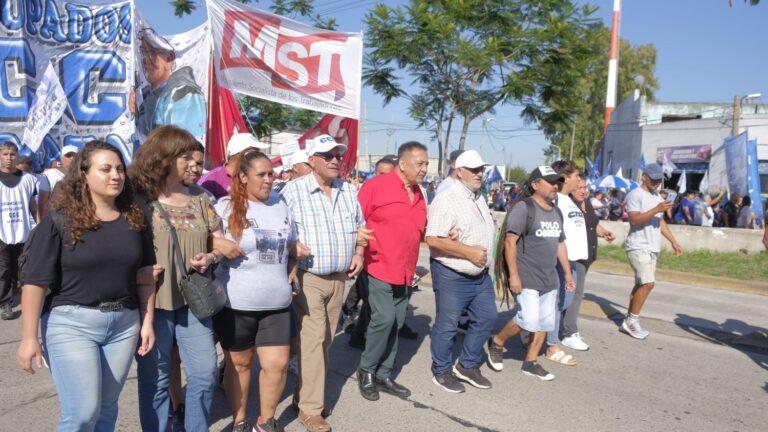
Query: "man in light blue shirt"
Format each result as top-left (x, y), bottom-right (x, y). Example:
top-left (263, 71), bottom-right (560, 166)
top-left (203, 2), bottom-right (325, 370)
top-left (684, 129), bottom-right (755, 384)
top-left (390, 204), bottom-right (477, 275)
top-left (280, 134), bottom-right (365, 431)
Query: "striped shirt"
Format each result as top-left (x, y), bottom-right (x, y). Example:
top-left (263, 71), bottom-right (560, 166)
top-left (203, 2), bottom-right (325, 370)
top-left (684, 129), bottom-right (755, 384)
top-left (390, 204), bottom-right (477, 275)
top-left (425, 180), bottom-right (496, 275)
top-left (281, 173), bottom-right (365, 275)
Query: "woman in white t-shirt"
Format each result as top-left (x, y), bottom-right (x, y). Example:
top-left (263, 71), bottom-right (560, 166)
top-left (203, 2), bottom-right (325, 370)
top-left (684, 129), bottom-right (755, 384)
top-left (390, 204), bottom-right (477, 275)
top-left (213, 150), bottom-right (297, 432)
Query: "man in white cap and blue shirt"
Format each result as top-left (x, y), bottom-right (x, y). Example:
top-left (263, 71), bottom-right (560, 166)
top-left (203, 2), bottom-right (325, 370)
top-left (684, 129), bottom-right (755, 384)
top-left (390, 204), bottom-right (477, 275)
top-left (281, 134), bottom-right (365, 432)
top-left (198, 133), bottom-right (270, 199)
top-left (426, 150), bottom-right (498, 393)
top-left (621, 162), bottom-right (682, 339)
top-left (43, 144), bottom-right (79, 196)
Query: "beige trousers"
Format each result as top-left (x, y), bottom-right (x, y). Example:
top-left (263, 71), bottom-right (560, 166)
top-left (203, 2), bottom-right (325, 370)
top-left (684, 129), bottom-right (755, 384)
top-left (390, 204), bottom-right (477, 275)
top-left (292, 270), bottom-right (346, 415)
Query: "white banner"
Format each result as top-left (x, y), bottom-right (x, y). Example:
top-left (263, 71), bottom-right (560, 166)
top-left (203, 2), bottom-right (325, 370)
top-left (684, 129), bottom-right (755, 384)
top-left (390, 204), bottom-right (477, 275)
top-left (132, 14), bottom-right (211, 143)
top-left (0, 0), bottom-right (135, 167)
top-left (207, 0), bottom-right (363, 119)
top-left (23, 63), bottom-right (68, 152)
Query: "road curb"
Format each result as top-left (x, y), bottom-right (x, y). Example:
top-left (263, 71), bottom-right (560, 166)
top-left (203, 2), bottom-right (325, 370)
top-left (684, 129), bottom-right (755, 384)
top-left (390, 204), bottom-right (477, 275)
top-left (589, 260), bottom-right (768, 295)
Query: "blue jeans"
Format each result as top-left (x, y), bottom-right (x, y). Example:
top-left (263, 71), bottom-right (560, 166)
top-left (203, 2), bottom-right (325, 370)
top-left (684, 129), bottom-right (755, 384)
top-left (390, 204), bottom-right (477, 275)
top-left (546, 261), bottom-right (576, 346)
top-left (42, 305), bottom-right (140, 432)
top-left (136, 307), bottom-right (216, 432)
top-left (430, 259), bottom-right (498, 375)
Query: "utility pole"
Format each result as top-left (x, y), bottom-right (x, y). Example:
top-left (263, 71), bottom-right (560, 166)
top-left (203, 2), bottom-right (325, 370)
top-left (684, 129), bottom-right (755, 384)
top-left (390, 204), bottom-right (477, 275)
top-left (569, 117), bottom-right (577, 160)
top-left (364, 103), bottom-right (369, 171)
top-left (603, 0), bottom-right (621, 131)
top-left (732, 95), bottom-right (741, 137)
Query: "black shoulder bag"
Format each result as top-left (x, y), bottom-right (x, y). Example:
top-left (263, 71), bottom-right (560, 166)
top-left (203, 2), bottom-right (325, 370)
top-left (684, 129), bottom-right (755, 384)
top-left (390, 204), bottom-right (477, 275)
top-left (153, 201), bottom-right (226, 320)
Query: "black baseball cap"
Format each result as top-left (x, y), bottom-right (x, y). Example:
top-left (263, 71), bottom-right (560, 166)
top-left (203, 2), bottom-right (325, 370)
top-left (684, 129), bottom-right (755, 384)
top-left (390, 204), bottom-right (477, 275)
top-left (378, 154), bottom-right (398, 164)
top-left (529, 165), bottom-right (564, 182)
top-left (449, 150), bottom-right (464, 162)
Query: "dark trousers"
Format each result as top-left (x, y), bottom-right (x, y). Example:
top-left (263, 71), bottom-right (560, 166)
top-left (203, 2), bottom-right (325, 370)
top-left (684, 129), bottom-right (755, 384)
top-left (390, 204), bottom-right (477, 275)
top-left (345, 271), bottom-right (371, 339)
top-left (429, 259), bottom-right (498, 375)
top-left (359, 274), bottom-right (408, 380)
top-left (0, 240), bottom-right (23, 306)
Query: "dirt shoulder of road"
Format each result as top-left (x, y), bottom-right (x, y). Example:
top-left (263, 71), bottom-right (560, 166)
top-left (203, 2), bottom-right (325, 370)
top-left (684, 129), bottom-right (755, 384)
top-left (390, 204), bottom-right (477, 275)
top-left (590, 259), bottom-right (768, 295)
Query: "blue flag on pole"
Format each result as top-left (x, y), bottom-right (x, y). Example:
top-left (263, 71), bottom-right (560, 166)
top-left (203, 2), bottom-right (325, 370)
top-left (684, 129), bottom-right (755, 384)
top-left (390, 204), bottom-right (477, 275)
top-left (605, 158), bottom-right (613, 176)
top-left (639, 154), bottom-right (646, 171)
top-left (589, 152), bottom-right (602, 179)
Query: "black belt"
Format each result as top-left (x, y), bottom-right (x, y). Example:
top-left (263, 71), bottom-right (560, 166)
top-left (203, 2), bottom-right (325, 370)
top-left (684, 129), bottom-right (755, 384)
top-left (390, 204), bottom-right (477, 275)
top-left (81, 301), bottom-right (132, 312)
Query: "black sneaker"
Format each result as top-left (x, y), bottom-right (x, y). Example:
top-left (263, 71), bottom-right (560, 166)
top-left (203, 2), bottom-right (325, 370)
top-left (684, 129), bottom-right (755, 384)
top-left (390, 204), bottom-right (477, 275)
top-left (0, 303), bottom-right (13, 320)
top-left (521, 362), bottom-right (555, 381)
top-left (232, 420), bottom-right (254, 432)
top-left (452, 364), bottom-right (492, 389)
top-left (255, 417), bottom-right (280, 432)
top-left (486, 337), bottom-right (504, 372)
top-left (432, 372), bottom-right (466, 393)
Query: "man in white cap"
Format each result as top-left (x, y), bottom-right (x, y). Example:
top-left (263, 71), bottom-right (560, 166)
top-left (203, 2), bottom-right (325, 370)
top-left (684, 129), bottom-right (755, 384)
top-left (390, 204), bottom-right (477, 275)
top-left (280, 134), bottom-right (365, 432)
top-left (132, 28), bottom-right (207, 142)
top-left (43, 144), bottom-right (79, 198)
top-left (425, 150), bottom-right (498, 393)
top-left (290, 149), bottom-right (312, 178)
top-left (198, 133), bottom-right (270, 199)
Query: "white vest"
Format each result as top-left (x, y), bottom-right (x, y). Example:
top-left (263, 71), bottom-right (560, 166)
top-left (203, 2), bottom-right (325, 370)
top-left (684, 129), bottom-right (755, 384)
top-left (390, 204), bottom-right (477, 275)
top-left (43, 168), bottom-right (65, 193)
top-left (0, 173), bottom-right (37, 244)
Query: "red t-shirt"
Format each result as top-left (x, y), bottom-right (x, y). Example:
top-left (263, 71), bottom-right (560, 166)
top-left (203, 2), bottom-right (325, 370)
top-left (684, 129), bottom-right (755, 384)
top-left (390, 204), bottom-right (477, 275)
top-left (357, 171), bottom-right (427, 286)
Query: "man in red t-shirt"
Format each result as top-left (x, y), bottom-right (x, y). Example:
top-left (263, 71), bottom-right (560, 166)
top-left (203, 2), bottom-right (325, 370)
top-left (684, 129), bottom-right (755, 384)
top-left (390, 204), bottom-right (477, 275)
top-left (355, 142), bottom-right (428, 402)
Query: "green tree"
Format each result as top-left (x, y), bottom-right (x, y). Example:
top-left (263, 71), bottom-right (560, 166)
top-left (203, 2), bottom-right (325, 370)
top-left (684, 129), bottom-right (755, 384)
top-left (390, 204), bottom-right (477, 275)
top-left (170, 0), bottom-right (336, 139)
top-left (544, 26), bottom-right (659, 164)
top-left (363, 0), bottom-right (598, 176)
top-left (506, 166), bottom-right (529, 184)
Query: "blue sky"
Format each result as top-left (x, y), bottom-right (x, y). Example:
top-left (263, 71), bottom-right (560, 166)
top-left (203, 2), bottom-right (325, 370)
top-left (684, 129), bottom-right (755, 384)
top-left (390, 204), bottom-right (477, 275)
top-left (135, 0), bottom-right (768, 170)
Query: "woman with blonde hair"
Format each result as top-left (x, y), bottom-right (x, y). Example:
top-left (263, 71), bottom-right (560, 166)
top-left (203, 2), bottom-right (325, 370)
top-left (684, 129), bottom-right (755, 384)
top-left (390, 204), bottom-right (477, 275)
top-left (131, 125), bottom-right (226, 432)
top-left (17, 140), bottom-right (157, 431)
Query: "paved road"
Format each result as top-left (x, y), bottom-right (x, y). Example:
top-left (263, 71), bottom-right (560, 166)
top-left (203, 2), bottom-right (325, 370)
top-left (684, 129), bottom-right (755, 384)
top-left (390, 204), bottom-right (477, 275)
top-left (1, 250), bottom-right (766, 431)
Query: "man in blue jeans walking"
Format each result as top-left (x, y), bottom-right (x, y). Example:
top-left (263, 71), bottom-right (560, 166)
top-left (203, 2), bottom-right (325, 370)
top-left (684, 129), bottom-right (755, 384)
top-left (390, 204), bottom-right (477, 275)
top-left (425, 150), bottom-right (498, 393)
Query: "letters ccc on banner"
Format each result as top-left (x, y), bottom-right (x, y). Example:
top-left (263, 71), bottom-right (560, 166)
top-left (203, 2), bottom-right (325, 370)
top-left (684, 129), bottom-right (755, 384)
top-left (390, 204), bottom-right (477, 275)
top-left (207, 0), bottom-right (363, 119)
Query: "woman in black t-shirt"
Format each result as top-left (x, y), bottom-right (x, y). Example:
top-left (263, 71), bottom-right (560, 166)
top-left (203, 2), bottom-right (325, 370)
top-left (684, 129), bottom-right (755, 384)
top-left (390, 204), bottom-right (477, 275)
top-left (16, 141), bottom-right (157, 431)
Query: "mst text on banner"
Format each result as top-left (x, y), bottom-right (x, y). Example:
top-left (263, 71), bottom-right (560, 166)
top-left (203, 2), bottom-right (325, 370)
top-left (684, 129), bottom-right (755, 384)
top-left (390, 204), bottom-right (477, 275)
top-left (207, 0), bottom-right (363, 119)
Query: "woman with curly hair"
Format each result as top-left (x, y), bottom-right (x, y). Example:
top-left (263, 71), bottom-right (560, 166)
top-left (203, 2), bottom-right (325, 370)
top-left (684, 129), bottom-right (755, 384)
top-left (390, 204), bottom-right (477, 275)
top-left (131, 125), bottom-right (228, 432)
top-left (16, 140), bottom-right (157, 431)
top-left (213, 150), bottom-right (297, 432)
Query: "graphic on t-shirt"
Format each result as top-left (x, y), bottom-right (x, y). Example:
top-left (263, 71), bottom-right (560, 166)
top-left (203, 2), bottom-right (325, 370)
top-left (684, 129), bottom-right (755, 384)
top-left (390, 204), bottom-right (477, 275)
top-left (249, 228), bottom-right (289, 264)
top-left (535, 221), bottom-right (561, 238)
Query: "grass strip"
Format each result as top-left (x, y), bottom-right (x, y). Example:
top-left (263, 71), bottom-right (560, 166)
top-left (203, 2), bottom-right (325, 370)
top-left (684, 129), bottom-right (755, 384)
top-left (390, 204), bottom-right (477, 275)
top-left (597, 245), bottom-right (768, 281)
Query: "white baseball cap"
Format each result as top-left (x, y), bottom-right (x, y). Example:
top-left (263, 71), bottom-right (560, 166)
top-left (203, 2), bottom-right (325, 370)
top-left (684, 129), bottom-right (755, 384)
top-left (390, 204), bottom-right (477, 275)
top-left (227, 133), bottom-right (270, 157)
top-left (60, 145), bottom-right (80, 156)
top-left (455, 150), bottom-right (488, 169)
top-left (307, 134), bottom-right (347, 156)
top-left (290, 149), bottom-right (309, 166)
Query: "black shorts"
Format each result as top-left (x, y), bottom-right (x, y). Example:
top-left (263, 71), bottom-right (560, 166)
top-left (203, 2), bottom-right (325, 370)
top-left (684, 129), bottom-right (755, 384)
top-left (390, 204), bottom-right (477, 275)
top-left (213, 307), bottom-right (291, 352)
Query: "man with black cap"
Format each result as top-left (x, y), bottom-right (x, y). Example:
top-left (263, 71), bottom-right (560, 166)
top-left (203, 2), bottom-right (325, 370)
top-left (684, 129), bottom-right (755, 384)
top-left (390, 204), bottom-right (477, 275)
top-left (486, 166), bottom-right (574, 381)
top-left (436, 149), bottom-right (464, 194)
top-left (621, 163), bottom-right (682, 340)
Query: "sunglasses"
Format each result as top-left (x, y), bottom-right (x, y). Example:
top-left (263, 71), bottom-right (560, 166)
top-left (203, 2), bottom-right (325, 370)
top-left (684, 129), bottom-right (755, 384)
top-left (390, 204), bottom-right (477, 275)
top-left (314, 152), bottom-right (344, 162)
top-left (463, 166), bottom-right (484, 175)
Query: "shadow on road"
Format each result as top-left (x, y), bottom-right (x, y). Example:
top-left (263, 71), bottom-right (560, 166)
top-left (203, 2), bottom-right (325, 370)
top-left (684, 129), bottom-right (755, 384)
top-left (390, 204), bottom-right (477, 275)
top-left (673, 313), bottom-right (768, 392)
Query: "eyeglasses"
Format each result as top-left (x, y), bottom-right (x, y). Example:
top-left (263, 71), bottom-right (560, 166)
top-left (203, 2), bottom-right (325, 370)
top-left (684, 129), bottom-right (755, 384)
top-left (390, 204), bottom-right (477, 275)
top-left (314, 152), bottom-right (344, 162)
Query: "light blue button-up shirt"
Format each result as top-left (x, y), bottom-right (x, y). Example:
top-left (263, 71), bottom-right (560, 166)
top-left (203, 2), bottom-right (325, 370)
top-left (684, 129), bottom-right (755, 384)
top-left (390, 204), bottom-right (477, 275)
top-left (281, 173), bottom-right (365, 275)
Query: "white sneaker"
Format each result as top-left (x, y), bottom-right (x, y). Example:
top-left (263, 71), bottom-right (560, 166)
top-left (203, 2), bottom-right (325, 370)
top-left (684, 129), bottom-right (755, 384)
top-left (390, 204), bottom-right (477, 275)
top-left (621, 319), bottom-right (650, 340)
top-left (561, 333), bottom-right (590, 351)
